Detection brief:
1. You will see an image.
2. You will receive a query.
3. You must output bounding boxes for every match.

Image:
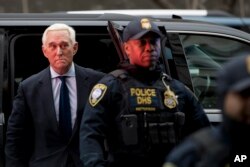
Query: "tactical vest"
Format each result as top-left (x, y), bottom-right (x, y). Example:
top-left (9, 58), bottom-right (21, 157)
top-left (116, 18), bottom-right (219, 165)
top-left (110, 69), bottom-right (185, 152)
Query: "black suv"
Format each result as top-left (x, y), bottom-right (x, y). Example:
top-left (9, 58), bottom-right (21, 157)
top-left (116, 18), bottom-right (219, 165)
top-left (68, 9), bottom-right (250, 33)
top-left (1, 12), bottom-right (250, 166)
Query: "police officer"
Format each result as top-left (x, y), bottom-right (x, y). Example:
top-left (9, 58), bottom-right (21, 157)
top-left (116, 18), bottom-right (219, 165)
top-left (163, 55), bottom-right (250, 167)
top-left (80, 18), bottom-right (210, 167)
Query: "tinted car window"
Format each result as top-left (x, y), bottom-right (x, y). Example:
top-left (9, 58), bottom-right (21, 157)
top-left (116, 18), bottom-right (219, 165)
top-left (179, 34), bottom-right (250, 108)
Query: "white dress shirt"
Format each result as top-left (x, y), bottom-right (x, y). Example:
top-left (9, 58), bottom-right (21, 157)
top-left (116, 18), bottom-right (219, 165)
top-left (50, 63), bottom-right (77, 129)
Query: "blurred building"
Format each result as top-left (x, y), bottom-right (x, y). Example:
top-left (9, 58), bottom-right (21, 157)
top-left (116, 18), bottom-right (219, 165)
top-left (0, 0), bottom-right (249, 17)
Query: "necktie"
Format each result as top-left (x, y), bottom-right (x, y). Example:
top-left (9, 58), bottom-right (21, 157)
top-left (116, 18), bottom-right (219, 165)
top-left (59, 76), bottom-right (72, 141)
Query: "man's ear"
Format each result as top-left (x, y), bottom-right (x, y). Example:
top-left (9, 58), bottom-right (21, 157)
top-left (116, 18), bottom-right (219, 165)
top-left (73, 42), bottom-right (78, 55)
top-left (124, 42), bottom-right (130, 58)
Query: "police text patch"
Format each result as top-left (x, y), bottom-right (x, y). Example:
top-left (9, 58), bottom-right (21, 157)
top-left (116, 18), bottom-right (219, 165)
top-left (129, 87), bottom-right (159, 112)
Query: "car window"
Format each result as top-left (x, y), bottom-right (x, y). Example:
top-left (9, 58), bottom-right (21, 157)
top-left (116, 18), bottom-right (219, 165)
top-left (179, 34), bottom-right (250, 109)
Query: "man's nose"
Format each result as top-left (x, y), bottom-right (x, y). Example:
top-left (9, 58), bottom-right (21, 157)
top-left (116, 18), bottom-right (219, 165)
top-left (145, 41), bottom-right (154, 51)
top-left (57, 47), bottom-right (63, 55)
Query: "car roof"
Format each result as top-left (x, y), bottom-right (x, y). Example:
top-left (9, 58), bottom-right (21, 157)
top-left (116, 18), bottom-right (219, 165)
top-left (0, 12), bottom-right (250, 42)
top-left (65, 9), bottom-right (250, 33)
top-left (66, 9), bottom-right (234, 17)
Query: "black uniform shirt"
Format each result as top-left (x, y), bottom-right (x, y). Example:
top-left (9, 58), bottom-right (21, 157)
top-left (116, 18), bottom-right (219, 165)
top-left (80, 66), bottom-right (210, 167)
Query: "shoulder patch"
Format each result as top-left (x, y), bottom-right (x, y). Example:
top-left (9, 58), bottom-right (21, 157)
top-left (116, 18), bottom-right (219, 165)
top-left (89, 84), bottom-right (107, 107)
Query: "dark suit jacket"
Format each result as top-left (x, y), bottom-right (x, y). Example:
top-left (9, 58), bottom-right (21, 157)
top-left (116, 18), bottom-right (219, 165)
top-left (5, 64), bottom-right (104, 167)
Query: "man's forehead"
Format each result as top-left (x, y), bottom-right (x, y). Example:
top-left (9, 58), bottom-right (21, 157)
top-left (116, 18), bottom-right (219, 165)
top-left (45, 30), bottom-right (71, 45)
top-left (47, 40), bottom-right (69, 45)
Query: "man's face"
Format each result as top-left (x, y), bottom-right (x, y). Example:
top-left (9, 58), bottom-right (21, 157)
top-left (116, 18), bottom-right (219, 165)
top-left (124, 33), bottom-right (161, 69)
top-left (42, 29), bottom-right (78, 74)
top-left (224, 90), bottom-right (250, 124)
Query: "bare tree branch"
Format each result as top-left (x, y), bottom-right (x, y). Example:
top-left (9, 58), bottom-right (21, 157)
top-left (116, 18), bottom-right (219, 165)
top-left (185, 0), bottom-right (191, 8)
top-left (22, 0), bottom-right (29, 13)
top-left (152, 0), bottom-right (176, 9)
top-left (239, 0), bottom-right (245, 17)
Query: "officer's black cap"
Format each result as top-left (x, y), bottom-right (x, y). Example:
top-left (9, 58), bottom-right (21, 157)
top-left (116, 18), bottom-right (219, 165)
top-left (217, 55), bottom-right (250, 96)
top-left (123, 18), bottom-right (163, 42)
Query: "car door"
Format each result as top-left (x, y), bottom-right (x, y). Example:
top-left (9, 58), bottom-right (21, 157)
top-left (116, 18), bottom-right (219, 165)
top-left (0, 31), bottom-right (4, 167)
top-left (161, 21), bottom-right (250, 124)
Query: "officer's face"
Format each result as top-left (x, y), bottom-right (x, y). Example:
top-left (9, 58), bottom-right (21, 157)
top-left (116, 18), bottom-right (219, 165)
top-left (124, 33), bottom-right (161, 69)
top-left (224, 91), bottom-right (250, 124)
top-left (42, 30), bottom-right (78, 75)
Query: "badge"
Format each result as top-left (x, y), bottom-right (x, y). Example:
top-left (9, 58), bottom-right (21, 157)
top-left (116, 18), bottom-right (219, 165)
top-left (140, 18), bottom-right (152, 30)
top-left (89, 84), bottom-right (107, 107)
top-left (164, 86), bottom-right (178, 109)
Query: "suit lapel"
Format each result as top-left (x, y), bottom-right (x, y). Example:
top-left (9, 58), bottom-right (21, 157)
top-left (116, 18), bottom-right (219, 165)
top-left (38, 67), bottom-right (58, 129)
top-left (72, 65), bottom-right (89, 134)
